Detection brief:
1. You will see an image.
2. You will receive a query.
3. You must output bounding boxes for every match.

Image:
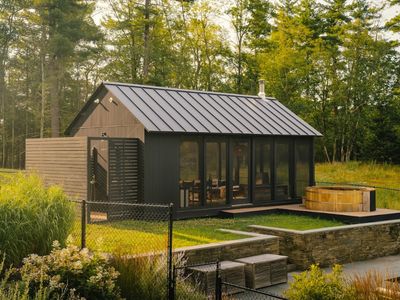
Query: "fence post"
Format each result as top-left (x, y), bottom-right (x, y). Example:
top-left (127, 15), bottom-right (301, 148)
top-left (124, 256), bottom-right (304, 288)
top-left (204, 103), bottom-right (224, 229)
top-left (215, 261), bottom-right (222, 300)
top-left (81, 199), bottom-right (87, 249)
top-left (168, 203), bottom-right (174, 300)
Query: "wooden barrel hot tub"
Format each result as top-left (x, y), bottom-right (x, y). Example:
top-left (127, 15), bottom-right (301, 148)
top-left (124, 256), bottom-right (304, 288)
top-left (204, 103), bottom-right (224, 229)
top-left (304, 186), bottom-right (376, 212)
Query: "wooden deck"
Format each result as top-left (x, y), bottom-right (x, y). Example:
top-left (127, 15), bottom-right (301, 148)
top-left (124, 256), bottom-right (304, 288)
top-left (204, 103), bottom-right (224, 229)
top-left (220, 204), bottom-right (400, 223)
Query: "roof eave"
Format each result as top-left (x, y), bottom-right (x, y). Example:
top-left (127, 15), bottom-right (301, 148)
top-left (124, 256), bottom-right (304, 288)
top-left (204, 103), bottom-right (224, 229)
top-left (64, 82), bottom-right (108, 136)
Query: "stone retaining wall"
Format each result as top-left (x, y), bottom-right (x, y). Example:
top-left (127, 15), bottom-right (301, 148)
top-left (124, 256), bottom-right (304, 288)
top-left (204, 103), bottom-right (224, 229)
top-left (249, 220), bottom-right (400, 270)
top-left (174, 230), bottom-right (280, 265)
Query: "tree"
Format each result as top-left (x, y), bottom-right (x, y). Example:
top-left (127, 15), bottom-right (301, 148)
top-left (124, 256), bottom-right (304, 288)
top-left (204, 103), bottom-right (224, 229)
top-left (386, 0), bottom-right (400, 33)
top-left (35, 0), bottom-right (101, 137)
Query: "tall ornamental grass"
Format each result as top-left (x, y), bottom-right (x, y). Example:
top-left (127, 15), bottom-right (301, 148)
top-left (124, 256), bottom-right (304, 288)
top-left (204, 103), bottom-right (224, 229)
top-left (0, 174), bottom-right (75, 266)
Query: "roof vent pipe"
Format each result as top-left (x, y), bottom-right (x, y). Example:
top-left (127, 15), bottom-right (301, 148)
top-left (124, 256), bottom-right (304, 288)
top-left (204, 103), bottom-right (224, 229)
top-left (258, 79), bottom-right (266, 99)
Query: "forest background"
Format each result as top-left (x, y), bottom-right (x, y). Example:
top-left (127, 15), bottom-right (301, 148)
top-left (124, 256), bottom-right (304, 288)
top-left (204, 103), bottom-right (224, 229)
top-left (1, 0), bottom-right (400, 168)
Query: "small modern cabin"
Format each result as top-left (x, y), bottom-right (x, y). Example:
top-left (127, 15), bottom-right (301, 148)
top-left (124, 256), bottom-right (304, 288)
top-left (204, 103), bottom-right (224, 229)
top-left (27, 82), bottom-right (321, 219)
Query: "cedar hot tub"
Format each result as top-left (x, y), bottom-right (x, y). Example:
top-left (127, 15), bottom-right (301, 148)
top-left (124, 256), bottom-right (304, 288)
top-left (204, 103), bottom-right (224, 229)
top-left (304, 186), bottom-right (376, 212)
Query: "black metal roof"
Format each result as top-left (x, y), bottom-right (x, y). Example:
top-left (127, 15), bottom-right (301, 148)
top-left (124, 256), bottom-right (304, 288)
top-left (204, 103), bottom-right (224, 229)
top-left (66, 82), bottom-right (322, 136)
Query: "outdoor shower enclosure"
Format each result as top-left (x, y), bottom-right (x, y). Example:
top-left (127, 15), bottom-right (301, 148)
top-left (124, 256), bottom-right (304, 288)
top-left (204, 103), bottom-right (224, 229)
top-left (26, 82), bottom-right (321, 219)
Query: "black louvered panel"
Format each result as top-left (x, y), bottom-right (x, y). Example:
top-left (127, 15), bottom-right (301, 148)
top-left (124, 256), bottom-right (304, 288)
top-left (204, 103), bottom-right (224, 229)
top-left (108, 139), bottom-right (144, 208)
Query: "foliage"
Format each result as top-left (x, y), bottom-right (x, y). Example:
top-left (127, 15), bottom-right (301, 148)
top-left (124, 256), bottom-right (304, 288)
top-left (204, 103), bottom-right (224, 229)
top-left (285, 264), bottom-right (355, 300)
top-left (1, 0), bottom-right (400, 166)
top-left (111, 253), bottom-right (204, 300)
top-left (18, 240), bottom-right (121, 300)
top-left (287, 265), bottom-right (400, 300)
top-left (0, 253), bottom-right (70, 300)
top-left (0, 173), bottom-right (75, 266)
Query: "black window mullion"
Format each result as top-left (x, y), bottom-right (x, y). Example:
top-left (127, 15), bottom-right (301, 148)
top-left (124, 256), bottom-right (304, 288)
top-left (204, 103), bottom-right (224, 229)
top-left (251, 137), bottom-right (256, 204)
top-left (310, 137), bottom-right (315, 186)
top-left (271, 137), bottom-right (276, 201)
top-left (290, 139), bottom-right (296, 199)
top-left (200, 137), bottom-right (206, 207)
top-left (227, 137), bottom-right (233, 205)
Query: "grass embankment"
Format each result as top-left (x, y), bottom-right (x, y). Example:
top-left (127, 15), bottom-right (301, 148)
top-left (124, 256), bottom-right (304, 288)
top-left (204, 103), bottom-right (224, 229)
top-left (316, 161), bottom-right (400, 209)
top-left (75, 214), bottom-right (342, 254)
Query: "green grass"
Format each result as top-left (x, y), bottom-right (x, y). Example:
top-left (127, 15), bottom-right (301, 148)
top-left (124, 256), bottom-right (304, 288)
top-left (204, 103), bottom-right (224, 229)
top-left (316, 161), bottom-right (400, 209)
top-left (73, 214), bottom-right (342, 254)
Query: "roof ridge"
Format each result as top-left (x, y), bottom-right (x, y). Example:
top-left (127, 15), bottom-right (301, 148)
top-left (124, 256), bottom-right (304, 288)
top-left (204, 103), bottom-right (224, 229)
top-left (103, 81), bottom-right (276, 100)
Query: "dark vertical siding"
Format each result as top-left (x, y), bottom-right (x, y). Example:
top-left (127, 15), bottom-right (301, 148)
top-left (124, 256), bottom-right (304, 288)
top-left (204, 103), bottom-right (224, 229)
top-left (144, 133), bottom-right (179, 206)
top-left (108, 139), bottom-right (144, 203)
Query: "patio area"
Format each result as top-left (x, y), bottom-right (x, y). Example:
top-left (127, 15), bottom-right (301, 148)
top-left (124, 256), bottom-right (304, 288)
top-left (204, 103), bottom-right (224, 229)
top-left (221, 204), bottom-right (400, 223)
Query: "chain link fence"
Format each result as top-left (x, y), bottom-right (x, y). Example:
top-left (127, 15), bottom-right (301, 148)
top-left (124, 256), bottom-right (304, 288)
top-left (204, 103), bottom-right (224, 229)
top-left (71, 200), bottom-right (174, 299)
top-left (173, 262), bottom-right (287, 300)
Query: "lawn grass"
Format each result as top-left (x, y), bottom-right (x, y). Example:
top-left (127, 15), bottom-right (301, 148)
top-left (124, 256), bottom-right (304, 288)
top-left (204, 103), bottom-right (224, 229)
top-left (316, 161), bottom-right (400, 209)
top-left (73, 214), bottom-right (342, 254)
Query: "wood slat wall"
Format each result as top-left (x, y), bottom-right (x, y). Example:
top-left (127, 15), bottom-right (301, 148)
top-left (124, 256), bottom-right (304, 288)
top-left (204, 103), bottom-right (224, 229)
top-left (26, 137), bottom-right (88, 201)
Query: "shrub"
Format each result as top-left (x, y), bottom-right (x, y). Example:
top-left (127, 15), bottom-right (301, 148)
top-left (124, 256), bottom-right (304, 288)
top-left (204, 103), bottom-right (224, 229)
top-left (0, 174), bottom-right (75, 266)
top-left (18, 240), bottom-right (121, 300)
top-left (0, 253), bottom-right (62, 300)
top-left (111, 253), bottom-right (204, 300)
top-left (285, 264), bottom-right (355, 300)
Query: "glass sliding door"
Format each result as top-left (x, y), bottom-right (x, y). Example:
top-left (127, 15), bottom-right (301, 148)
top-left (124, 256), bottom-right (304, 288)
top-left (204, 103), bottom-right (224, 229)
top-left (205, 141), bottom-right (227, 206)
top-left (232, 140), bottom-right (250, 204)
top-left (179, 140), bottom-right (201, 208)
top-left (255, 139), bottom-right (272, 204)
top-left (295, 140), bottom-right (311, 198)
top-left (275, 139), bottom-right (291, 201)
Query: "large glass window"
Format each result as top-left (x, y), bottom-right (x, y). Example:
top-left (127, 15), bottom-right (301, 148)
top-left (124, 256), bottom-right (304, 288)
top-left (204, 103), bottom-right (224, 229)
top-left (232, 140), bottom-right (250, 204)
top-left (255, 139), bottom-right (272, 203)
top-left (179, 141), bottom-right (201, 208)
top-left (275, 140), bottom-right (291, 201)
top-left (205, 141), bottom-right (227, 206)
top-left (295, 140), bottom-right (311, 197)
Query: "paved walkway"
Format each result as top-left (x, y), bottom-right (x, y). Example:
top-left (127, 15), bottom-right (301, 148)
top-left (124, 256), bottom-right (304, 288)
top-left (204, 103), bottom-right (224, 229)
top-left (263, 255), bottom-right (400, 297)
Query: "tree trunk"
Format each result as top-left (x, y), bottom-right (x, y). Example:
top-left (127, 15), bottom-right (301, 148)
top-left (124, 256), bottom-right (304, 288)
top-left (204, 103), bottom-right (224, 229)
top-left (143, 0), bottom-right (151, 82)
top-left (237, 37), bottom-right (243, 93)
top-left (0, 65), bottom-right (6, 168)
top-left (49, 57), bottom-right (60, 137)
top-left (40, 25), bottom-right (46, 138)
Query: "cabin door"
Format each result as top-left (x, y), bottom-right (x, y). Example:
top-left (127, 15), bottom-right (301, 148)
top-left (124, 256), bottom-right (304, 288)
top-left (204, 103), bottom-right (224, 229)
top-left (88, 137), bottom-right (143, 204)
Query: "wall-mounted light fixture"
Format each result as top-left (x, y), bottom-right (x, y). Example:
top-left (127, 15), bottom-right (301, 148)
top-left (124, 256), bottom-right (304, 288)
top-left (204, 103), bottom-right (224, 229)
top-left (108, 97), bottom-right (114, 103)
top-left (94, 98), bottom-right (100, 104)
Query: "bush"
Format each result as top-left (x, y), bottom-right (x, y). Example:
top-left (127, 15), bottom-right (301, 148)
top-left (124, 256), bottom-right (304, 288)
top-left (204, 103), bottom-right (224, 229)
top-left (17, 240), bottom-right (121, 300)
top-left (285, 264), bottom-right (355, 300)
top-left (111, 253), bottom-right (204, 300)
top-left (0, 253), bottom-right (58, 300)
top-left (0, 174), bottom-right (75, 266)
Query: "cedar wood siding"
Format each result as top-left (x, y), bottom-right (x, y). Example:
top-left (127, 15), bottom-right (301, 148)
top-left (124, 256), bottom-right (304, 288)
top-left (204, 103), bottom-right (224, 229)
top-left (73, 91), bottom-right (145, 141)
top-left (25, 137), bottom-right (88, 201)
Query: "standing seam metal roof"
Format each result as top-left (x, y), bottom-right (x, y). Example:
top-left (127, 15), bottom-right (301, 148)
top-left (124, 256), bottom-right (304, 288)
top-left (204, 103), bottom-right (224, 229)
top-left (67, 82), bottom-right (322, 136)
